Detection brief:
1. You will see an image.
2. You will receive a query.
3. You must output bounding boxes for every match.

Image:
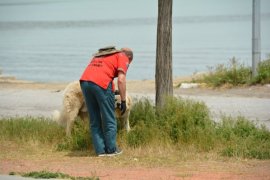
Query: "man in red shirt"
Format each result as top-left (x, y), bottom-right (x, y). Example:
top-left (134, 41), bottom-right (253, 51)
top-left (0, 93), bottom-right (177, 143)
top-left (80, 46), bottom-right (133, 156)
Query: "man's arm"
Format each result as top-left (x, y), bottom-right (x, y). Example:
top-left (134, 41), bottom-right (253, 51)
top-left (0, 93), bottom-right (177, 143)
top-left (117, 71), bottom-right (126, 101)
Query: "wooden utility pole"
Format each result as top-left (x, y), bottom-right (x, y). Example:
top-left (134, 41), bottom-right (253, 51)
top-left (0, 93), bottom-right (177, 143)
top-left (155, 0), bottom-right (173, 109)
top-left (252, 0), bottom-right (261, 77)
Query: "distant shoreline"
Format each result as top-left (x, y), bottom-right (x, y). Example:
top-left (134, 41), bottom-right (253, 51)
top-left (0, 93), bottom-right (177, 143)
top-left (0, 73), bottom-right (199, 93)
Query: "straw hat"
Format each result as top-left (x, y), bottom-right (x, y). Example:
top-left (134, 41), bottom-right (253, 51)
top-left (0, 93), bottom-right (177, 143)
top-left (93, 46), bottom-right (121, 57)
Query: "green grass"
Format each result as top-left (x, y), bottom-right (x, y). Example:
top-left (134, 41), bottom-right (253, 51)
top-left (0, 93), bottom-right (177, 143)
top-left (0, 116), bottom-right (92, 151)
top-left (0, 116), bottom-right (65, 144)
top-left (253, 58), bottom-right (270, 84)
top-left (10, 171), bottom-right (99, 180)
top-left (1, 97), bottom-right (270, 159)
top-left (194, 57), bottom-right (270, 87)
top-left (217, 116), bottom-right (270, 159)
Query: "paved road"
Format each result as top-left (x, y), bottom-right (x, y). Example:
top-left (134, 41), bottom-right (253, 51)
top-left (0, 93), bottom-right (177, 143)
top-left (0, 89), bottom-right (269, 129)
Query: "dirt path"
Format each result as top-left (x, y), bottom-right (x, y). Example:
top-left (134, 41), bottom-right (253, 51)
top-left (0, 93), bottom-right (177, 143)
top-left (0, 149), bottom-right (270, 180)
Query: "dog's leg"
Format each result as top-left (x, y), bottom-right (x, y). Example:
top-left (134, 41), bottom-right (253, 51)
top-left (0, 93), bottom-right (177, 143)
top-left (124, 111), bottom-right (131, 132)
top-left (79, 111), bottom-right (89, 122)
top-left (65, 109), bottom-right (79, 136)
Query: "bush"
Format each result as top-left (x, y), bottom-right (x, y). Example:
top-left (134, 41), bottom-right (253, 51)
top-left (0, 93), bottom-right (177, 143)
top-left (1, 97), bottom-right (270, 159)
top-left (197, 58), bottom-right (270, 87)
top-left (200, 57), bottom-right (251, 87)
top-left (0, 117), bottom-right (92, 151)
top-left (129, 98), bottom-right (156, 127)
top-left (217, 116), bottom-right (270, 159)
top-left (127, 98), bottom-right (162, 148)
top-left (157, 97), bottom-right (215, 150)
top-left (21, 171), bottom-right (99, 180)
top-left (0, 117), bottom-right (65, 144)
top-left (128, 97), bottom-right (216, 151)
top-left (57, 119), bottom-right (92, 151)
top-left (253, 59), bottom-right (270, 84)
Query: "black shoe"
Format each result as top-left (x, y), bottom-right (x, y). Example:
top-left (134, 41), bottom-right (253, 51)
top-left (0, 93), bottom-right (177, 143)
top-left (106, 148), bottom-right (123, 157)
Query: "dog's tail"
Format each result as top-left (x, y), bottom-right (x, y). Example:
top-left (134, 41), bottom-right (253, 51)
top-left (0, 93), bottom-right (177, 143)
top-left (52, 110), bottom-right (66, 127)
top-left (53, 110), bottom-right (60, 122)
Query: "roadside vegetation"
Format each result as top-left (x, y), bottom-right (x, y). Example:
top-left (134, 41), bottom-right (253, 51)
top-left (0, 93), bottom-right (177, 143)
top-left (1, 97), bottom-right (269, 160)
top-left (193, 57), bottom-right (270, 87)
top-left (9, 171), bottom-right (99, 180)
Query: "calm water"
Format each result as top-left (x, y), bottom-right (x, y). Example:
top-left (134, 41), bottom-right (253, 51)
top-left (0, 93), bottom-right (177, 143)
top-left (0, 0), bottom-right (270, 82)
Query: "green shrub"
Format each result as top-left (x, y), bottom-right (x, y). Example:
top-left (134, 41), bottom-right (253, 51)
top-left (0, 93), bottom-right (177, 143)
top-left (0, 117), bottom-right (92, 151)
top-left (21, 171), bottom-right (99, 180)
top-left (217, 116), bottom-right (270, 159)
top-left (1, 97), bottom-right (270, 159)
top-left (57, 119), bottom-right (92, 151)
top-left (126, 121), bottom-right (153, 148)
top-left (129, 98), bottom-right (156, 127)
top-left (196, 58), bottom-right (270, 87)
top-left (128, 97), bottom-right (216, 151)
top-left (200, 57), bottom-right (251, 87)
top-left (0, 117), bottom-right (65, 144)
top-left (253, 59), bottom-right (270, 84)
top-left (157, 97), bottom-right (215, 151)
top-left (127, 98), bottom-right (166, 148)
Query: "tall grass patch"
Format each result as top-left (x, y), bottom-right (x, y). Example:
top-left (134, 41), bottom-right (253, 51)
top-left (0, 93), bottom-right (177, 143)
top-left (124, 98), bottom-right (160, 148)
top-left (127, 97), bottom-right (270, 159)
top-left (0, 117), bottom-right (65, 145)
top-left (196, 58), bottom-right (270, 87)
top-left (127, 97), bottom-right (216, 151)
top-left (157, 97), bottom-right (215, 151)
top-left (0, 117), bottom-right (92, 151)
top-left (253, 59), bottom-right (270, 84)
top-left (216, 116), bottom-right (270, 159)
top-left (199, 57), bottom-right (251, 87)
top-left (57, 119), bottom-right (92, 151)
top-left (1, 97), bottom-right (270, 159)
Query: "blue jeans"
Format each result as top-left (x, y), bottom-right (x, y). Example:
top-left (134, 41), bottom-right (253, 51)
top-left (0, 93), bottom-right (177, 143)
top-left (80, 81), bottom-right (117, 155)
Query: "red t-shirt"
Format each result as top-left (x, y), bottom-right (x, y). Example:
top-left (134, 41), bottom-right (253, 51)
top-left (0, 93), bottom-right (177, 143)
top-left (80, 52), bottom-right (129, 90)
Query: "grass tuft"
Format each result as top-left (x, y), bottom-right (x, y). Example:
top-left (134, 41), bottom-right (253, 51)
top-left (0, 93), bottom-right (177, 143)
top-left (195, 57), bottom-right (270, 87)
top-left (198, 57), bottom-right (251, 87)
top-left (253, 59), bottom-right (270, 84)
top-left (57, 119), bottom-right (92, 151)
top-left (11, 170), bottom-right (99, 180)
top-left (0, 116), bottom-right (65, 144)
top-left (217, 116), bottom-right (270, 159)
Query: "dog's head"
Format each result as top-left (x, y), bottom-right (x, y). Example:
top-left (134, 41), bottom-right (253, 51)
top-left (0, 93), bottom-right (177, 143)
top-left (114, 90), bottom-right (132, 118)
top-left (114, 93), bottom-right (121, 110)
top-left (114, 90), bottom-right (121, 109)
top-left (114, 94), bottom-right (122, 118)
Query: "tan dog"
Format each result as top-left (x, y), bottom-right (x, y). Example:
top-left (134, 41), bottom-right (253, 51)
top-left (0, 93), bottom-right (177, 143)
top-left (53, 81), bottom-right (132, 136)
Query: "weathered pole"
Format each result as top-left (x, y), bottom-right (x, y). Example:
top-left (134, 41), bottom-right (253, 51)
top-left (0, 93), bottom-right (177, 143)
top-left (155, 0), bottom-right (173, 109)
top-left (252, 0), bottom-right (261, 77)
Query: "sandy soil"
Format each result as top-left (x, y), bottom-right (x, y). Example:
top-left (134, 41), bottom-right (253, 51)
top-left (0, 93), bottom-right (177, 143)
top-left (0, 76), bottom-right (270, 179)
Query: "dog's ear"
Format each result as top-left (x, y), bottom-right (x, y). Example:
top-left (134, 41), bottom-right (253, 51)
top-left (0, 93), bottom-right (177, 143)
top-left (114, 90), bottom-right (120, 95)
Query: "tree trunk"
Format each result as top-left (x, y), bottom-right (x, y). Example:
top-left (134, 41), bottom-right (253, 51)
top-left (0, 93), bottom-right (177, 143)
top-left (155, 0), bottom-right (173, 109)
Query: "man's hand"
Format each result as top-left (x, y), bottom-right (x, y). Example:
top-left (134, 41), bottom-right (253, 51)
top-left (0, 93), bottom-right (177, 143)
top-left (120, 100), bottom-right (126, 115)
